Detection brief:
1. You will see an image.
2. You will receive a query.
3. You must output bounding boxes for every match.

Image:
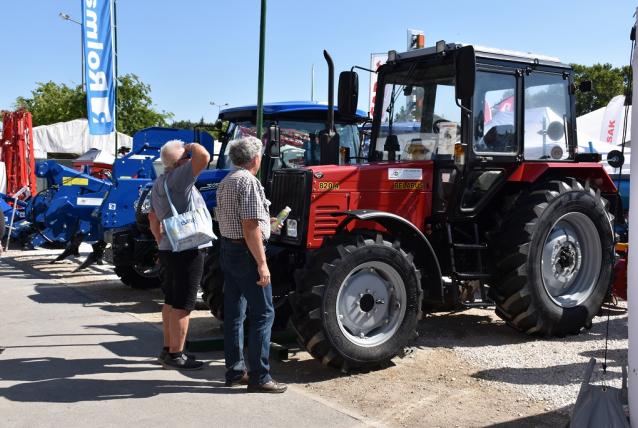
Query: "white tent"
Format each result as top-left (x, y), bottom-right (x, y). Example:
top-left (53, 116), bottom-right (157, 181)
top-left (577, 95), bottom-right (632, 147)
top-left (576, 96), bottom-right (631, 176)
top-left (32, 118), bottom-right (132, 159)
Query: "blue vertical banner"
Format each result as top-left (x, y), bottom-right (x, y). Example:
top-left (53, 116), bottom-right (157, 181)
top-left (82, 0), bottom-right (116, 135)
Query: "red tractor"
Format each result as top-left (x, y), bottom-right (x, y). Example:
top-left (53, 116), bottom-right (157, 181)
top-left (265, 44), bottom-right (619, 371)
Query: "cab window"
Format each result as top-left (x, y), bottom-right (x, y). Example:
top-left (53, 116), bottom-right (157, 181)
top-left (473, 72), bottom-right (517, 155)
top-left (523, 72), bottom-right (570, 160)
top-left (224, 120), bottom-right (360, 168)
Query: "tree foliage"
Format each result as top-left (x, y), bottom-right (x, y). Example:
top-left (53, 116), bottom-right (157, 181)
top-left (15, 73), bottom-right (173, 136)
top-left (170, 117), bottom-right (226, 141)
top-left (571, 63), bottom-right (631, 116)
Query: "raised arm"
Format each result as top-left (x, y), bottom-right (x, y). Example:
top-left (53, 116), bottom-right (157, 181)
top-left (185, 143), bottom-right (210, 177)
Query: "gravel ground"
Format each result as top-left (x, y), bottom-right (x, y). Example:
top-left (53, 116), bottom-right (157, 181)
top-left (417, 305), bottom-right (628, 409)
top-left (1, 246), bottom-right (629, 427)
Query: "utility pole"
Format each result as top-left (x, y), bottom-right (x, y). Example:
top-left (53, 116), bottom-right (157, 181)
top-left (210, 101), bottom-right (229, 119)
top-left (256, 0), bottom-right (266, 139)
top-left (58, 12), bottom-right (85, 91)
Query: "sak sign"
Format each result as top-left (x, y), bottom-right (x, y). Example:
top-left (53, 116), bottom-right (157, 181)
top-left (82, 0), bottom-right (116, 135)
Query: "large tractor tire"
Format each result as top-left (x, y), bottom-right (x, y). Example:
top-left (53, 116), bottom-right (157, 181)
top-left (291, 234), bottom-right (422, 370)
top-left (201, 242), bottom-right (224, 319)
top-left (490, 179), bottom-right (614, 336)
top-left (115, 264), bottom-right (161, 289)
top-left (201, 241), bottom-right (292, 328)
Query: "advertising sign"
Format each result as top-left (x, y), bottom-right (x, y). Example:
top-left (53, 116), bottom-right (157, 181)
top-left (369, 53), bottom-right (388, 118)
top-left (82, 0), bottom-right (116, 135)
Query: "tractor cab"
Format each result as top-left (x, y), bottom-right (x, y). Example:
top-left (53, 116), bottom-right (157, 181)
top-left (366, 43), bottom-right (583, 219)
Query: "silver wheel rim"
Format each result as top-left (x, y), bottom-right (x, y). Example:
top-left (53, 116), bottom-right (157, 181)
top-left (540, 212), bottom-right (601, 307)
top-left (335, 261), bottom-right (407, 347)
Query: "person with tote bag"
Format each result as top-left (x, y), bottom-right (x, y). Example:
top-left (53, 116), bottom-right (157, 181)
top-left (148, 139), bottom-right (212, 370)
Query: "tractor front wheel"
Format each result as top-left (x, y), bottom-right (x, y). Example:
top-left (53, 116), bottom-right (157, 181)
top-left (115, 264), bottom-right (161, 289)
top-left (291, 234), bottom-right (422, 370)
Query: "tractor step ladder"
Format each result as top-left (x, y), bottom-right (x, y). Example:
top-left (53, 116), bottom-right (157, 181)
top-left (446, 222), bottom-right (491, 281)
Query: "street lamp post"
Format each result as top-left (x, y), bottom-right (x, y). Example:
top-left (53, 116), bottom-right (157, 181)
top-left (59, 12), bottom-right (85, 91)
top-left (210, 101), bottom-right (229, 119)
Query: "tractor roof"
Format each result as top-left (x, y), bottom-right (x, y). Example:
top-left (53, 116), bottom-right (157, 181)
top-left (219, 101), bottom-right (369, 123)
top-left (393, 42), bottom-right (570, 69)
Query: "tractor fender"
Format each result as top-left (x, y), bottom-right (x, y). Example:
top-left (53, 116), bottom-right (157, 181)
top-left (334, 209), bottom-right (443, 298)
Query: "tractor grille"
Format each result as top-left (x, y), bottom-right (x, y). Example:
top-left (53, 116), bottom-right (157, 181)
top-left (268, 169), bottom-right (312, 246)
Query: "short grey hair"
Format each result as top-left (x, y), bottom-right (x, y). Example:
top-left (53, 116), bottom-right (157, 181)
top-left (160, 139), bottom-right (185, 169)
top-left (228, 136), bottom-right (263, 167)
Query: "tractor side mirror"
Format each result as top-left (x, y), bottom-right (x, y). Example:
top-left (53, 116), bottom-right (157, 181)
top-left (338, 71), bottom-right (359, 117)
top-left (267, 125), bottom-right (281, 158)
top-left (455, 46), bottom-right (476, 100)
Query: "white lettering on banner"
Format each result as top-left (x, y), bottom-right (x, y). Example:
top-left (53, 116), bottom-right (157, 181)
top-left (86, 0), bottom-right (97, 8)
top-left (87, 51), bottom-right (100, 69)
top-left (90, 97), bottom-right (112, 124)
top-left (388, 168), bottom-right (422, 180)
top-left (86, 41), bottom-right (103, 50)
top-left (89, 71), bottom-right (106, 91)
top-left (85, 10), bottom-right (98, 39)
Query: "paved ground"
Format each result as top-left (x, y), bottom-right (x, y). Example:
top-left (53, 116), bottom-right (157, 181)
top-left (0, 258), bottom-right (373, 428)
top-left (0, 246), bottom-right (626, 427)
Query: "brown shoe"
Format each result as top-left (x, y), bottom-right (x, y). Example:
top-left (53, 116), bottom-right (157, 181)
top-left (247, 380), bottom-right (287, 393)
top-left (225, 372), bottom-right (249, 387)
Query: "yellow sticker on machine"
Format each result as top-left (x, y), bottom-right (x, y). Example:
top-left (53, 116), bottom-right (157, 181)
top-left (319, 182), bottom-right (340, 190)
top-left (393, 181), bottom-right (423, 190)
top-left (63, 177), bottom-right (89, 186)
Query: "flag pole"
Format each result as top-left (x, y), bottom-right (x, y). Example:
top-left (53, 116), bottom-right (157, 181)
top-left (113, 0), bottom-right (119, 158)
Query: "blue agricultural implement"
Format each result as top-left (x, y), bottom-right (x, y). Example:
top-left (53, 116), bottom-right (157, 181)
top-left (4, 128), bottom-right (215, 274)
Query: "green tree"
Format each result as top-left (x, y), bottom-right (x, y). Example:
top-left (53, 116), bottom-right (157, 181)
top-left (170, 117), bottom-right (225, 141)
top-left (15, 73), bottom-right (172, 136)
top-left (571, 63), bottom-right (631, 116)
top-left (15, 82), bottom-right (85, 126)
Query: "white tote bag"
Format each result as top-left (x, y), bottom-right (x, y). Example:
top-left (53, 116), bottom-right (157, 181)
top-left (162, 177), bottom-right (216, 252)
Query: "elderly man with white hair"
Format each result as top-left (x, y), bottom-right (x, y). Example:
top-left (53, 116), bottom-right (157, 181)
top-left (148, 139), bottom-right (210, 370)
top-left (216, 136), bottom-right (287, 393)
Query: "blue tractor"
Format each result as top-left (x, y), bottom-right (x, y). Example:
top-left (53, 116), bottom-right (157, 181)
top-left (123, 101), bottom-right (368, 308)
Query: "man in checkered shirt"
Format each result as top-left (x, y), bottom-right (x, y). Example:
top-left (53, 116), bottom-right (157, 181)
top-left (216, 136), bottom-right (287, 394)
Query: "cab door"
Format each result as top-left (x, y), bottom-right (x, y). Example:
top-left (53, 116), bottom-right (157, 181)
top-left (452, 68), bottom-right (522, 218)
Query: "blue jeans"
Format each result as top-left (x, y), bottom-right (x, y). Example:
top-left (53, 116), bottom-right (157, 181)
top-left (220, 238), bottom-right (275, 385)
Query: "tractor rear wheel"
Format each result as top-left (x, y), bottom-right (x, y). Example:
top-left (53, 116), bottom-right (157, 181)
top-left (115, 264), bottom-right (161, 289)
top-left (490, 179), bottom-right (614, 336)
top-left (291, 234), bottom-right (422, 370)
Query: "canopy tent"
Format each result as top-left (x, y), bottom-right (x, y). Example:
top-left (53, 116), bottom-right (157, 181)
top-left (577, 95), bottom-right (632, 147)
top-left (32, 119), bottom-right (132, 159)
top-left (576, 96), bottom-right (632, 176)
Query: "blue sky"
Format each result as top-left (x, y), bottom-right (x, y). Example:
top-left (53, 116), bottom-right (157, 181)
top-left (1, 1), bottom-right (636, 124)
